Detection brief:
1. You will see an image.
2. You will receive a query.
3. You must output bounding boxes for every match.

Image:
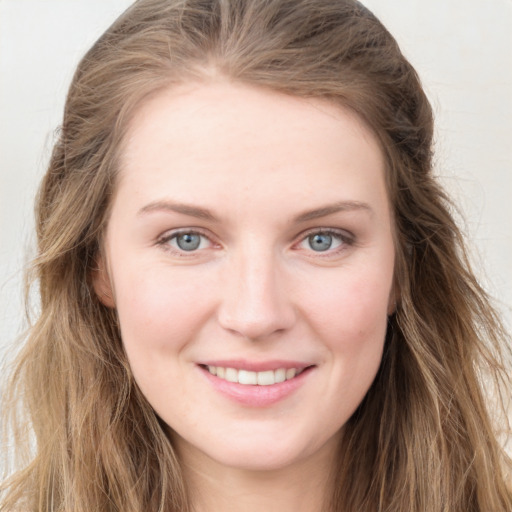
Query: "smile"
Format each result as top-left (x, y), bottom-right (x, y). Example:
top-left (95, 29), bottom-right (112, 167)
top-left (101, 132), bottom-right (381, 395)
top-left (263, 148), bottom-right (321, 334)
top-left (205, 366), bottom-right (305, 386)
top-left (198, 362), bottom-right (315, 406)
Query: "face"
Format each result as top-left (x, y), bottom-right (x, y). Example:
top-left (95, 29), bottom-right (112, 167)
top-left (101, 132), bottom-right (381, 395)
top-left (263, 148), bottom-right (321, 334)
top-left (94, 82), bottom-right (396, 473)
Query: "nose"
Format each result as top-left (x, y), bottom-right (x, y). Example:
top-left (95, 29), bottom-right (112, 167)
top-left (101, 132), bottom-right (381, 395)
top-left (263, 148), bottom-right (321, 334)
top-left (217, 247), bottom-right (296, 341)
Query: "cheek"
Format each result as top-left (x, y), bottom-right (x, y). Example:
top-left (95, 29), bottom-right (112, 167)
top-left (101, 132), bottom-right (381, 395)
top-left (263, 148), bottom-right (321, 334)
top-left (112, 265), bottom-right (214, 356)
top-left (300, 262), bottom-right (392, 363)
top-left (282, 262), bottom-right (392, 434)
top-left (313, 269), bottom-right (390, 325)
top-left (110, 266), bottom-right (218, 409)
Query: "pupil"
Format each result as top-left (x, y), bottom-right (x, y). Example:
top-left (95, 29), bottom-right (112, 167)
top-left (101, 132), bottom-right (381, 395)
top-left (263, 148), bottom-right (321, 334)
top-left (309, 233), bottom-right (332, 252)
top-left (177, 233), bottom-right (201, 251)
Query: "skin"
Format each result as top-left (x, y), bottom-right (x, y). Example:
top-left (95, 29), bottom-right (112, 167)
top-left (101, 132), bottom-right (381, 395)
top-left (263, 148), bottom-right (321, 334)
top-left (94, 81), bottom-right (396, 512)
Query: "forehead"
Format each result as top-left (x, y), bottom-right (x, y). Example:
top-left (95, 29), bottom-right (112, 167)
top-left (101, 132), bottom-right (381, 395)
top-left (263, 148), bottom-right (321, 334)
top-left (116, 81), bottom-right (388, 218)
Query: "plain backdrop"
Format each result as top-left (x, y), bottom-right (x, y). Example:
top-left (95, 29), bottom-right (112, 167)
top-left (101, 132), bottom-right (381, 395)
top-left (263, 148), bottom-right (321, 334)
top-left (1, 0), bottom-right (511, 364)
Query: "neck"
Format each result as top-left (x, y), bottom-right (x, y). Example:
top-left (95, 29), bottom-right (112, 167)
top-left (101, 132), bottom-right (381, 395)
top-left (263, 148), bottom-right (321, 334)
top-left (176, 437), bottom-right (339, 512)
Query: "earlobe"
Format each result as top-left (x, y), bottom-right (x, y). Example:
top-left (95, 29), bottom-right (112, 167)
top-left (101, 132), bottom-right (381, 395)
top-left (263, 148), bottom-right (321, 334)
top-left (387, 283), bottom-right (400, 316)
top-left (91, 255), bottom-right (116, 308)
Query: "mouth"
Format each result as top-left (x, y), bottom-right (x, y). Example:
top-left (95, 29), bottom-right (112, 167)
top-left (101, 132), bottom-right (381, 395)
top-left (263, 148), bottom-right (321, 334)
top-left (197, 362), bottom-right (316, 406)
top-left (199, 364), bottom-right (310, 386)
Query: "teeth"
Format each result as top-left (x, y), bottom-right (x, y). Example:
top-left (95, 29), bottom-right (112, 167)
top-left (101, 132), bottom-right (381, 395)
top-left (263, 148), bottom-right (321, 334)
top-left (205, 366), bottom-right (304, 385)
top-left (225, 367), bottom-right (238, 383)
top-left (238, 370), bottom-right (257, 385)
top-left (257, 370), bottom-right (275, 386)
top-left (275, 368), bottom-right (286, 383)
top-left (286, 368), bottom-right (296, 380)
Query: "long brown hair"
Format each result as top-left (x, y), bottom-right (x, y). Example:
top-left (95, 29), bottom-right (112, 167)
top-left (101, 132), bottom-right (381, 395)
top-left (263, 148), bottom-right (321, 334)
top-left (2, 0), bottom-right (511, 510)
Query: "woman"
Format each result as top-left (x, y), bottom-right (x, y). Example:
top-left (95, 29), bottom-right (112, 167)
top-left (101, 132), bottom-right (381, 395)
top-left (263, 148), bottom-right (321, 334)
top-left (1, 0), bottom-right (511, 510)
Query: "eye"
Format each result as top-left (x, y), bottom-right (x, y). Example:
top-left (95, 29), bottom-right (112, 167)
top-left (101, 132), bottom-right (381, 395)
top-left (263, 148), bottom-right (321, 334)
top-left (307, 232), bottom-right (337, 252)
top-left (159, 230), bottom-right (213, 253)
top-left (297, 229), bottom-right (351, 253)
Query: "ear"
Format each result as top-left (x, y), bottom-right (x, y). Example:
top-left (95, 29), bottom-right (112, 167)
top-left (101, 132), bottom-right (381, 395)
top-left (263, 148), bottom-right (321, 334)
top-left (91, 255), bottom-right (116, 308)
top-left (387, 281), bottom-right (400, 316)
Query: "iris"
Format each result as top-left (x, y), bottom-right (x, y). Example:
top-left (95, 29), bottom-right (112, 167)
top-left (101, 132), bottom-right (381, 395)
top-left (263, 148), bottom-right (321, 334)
top-left (176, 233), bottom-right (202, 251)
top-left (308, 233), bottom-right (333, 252)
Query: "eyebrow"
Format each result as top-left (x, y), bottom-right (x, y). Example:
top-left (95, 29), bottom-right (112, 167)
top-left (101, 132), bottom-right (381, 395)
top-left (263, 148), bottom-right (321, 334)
top-left (137, 199), bottom-right (373, 223)
top-left (137, 201), bottom-right (217, 221)
top-left (293, 200), bottom-right (374, 222)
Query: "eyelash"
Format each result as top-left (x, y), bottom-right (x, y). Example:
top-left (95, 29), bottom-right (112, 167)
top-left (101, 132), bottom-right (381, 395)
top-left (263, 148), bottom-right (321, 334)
top-left (296, 228), bottom-right (354, 256)
top-left (157, 228), bottom-right (215, 256)
top-left (156, 227), bottom-right (354, 257)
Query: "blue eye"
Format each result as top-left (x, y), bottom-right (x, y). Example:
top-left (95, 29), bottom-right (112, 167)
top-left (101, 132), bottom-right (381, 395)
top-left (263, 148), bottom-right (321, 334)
top-left (162, 231), bottom-right (212, 252)
top-left (299, 230), bottom-right (347, 253)
top-left (308, 233), bottom-right (334, 252)
top-left (175, 233), bottom-right (202, 251)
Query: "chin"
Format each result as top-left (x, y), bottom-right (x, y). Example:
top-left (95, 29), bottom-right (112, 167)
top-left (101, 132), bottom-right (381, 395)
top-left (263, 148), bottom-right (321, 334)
top-left (207, 444), bottom-right (310, 472)
top-left (171, 424), bottom-right (342, 474)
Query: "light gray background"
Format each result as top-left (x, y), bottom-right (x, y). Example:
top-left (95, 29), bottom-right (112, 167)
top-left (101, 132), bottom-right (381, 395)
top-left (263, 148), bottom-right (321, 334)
top-left (1, 0), bottom-right (511, 363)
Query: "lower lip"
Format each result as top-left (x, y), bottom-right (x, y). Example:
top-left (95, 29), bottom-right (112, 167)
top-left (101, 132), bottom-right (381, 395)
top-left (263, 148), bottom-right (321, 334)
top-left (198, 366), bottom-right (314, 407)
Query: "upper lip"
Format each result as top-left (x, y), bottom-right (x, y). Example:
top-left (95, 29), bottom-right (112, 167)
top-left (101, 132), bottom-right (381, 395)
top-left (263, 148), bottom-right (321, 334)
top-left (198, 359), bottom-right (314, 372)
